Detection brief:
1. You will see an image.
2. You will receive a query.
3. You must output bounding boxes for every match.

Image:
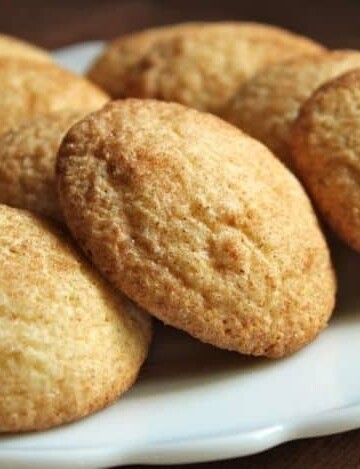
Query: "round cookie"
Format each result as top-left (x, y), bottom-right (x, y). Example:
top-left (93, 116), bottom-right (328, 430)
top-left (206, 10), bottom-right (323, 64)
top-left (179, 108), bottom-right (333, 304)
top-left (0, 34), bottom-right (52, 62)
top-left (87, 21), bottom-right (204, 96)
top-left (87, 22), bottom-right (324, 114)
top-left (292, 69), bottom-right (360, 253)
top-left (0, 204), bottom-right (152, 432)
top-left (0, 111), bottom-right (85, 221)
top-left (224, 50), bottom-right (360, 167)
top-left (0, 58), bottom-right (109, 136)
top-left (56, 99), bottom-right (336, 358)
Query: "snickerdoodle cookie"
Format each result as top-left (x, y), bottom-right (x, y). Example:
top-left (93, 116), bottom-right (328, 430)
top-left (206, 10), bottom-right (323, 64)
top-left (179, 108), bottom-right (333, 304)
top-left (87, 22), bottom-right (324, 114)
top-left (57, 99), bottom-right (335, 358)
top-left (0, 34), bottom-right (52, 62)
top-left (224, 50), bottom-right (360, 167)
top-left (0, 204), bottom-right (152, 432)
top-left (292, 69), bottom-right (360, 252)
top-left (0, 111), bottom-right (84, 221)
top-left (0, 58), bottom-right (108, 135)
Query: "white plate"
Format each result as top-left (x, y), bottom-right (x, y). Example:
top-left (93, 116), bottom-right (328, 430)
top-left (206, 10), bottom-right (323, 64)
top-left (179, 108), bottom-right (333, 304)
top-left (1, 43), bottom-right (360, 469)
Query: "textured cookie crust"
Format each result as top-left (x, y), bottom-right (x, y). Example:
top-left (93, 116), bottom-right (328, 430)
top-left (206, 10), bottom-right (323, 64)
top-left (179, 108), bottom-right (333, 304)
top-left (0, 34), bottom-right (52, 63)
top-left (87, 22), bottom-right (323, 113)
top-left (0, 204), bottom-right (152, 432)
top-left (0, 58), bottom-right (109, 136)
top-left (0, 111), bottom-right (84, 221)
top-left (292, 69), bottom-right (360, 252)
top-left (57, 99), bottom-right (335, 358)
top-left (224, 50), bottom-right (360, 167)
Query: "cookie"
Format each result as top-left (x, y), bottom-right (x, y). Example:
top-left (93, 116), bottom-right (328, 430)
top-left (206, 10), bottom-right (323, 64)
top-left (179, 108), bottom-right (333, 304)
top-left (292, 69), bottom-right (360, 252)
top-left (0, 111), bottom-right (85, 221)
top-left (224, 50), bottom-right (360, 167)
top-left (57, 99), bottom-right (335, 358)
top-left (0, 58), bottom-right (109, 136)
top-left (0, 204), bottom-right (152, 432)
top-left (86, 22), bottom-right (214, 99)
top-left (87, 22), bottom-right (324, 114)
top-left (0, 34), bottom-right (52, 62)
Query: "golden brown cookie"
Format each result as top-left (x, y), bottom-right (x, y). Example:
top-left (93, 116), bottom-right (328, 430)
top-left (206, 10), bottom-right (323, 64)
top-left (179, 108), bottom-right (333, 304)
top-left (0, 204), bottom-right (152, 432)
top-left (57, 99), bottom-right (335, 358)
top-left (292, 69), bottom-right (360, 252)
top-left (224, 50), bottom-right (360, 167)
top-left (0, 58), bottom-right (109, 136)
top-left (87, 22), bottom-right (324, 114)
top-left (0, 111), bottom-right (84, 221)
top-left (0, 34), bottom-right (52, 62)
top-left (87, 22), bottom-right (214, 99)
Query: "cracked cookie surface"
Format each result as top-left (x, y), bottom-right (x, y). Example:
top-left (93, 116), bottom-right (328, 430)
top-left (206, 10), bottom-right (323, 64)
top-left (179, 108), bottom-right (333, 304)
top-left (0, 111), bottom-right (84, 221)
top-left (224, 50), bottom-right (360, 167)
top-left (57, 99), bottom-right (335, 358)
top-left (0, 58), bottom-right (109, 136)
top-left (0, 204), bottom-right (152, 432)
top-left (87, 22), bottom-right (323, 114)
top-left (292, 69), bottom-right (360, 252)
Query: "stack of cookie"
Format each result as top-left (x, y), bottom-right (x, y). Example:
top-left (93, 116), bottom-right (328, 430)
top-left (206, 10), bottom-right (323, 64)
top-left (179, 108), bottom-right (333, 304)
top-left (1, 20), bottom-right (359, 433)
top-left (0, 35), bottom-right (152, 433)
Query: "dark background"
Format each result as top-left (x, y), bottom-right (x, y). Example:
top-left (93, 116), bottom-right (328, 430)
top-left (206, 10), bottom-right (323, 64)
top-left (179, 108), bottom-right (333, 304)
top-left (1, 1), bottom-right (360, 468)
top-left (1, 0), bottom-right (360, 51)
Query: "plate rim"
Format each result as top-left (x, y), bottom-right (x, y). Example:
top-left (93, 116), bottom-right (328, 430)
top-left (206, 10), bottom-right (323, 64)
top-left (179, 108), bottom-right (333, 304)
top-left (2, 401), bottom-right (360, 468)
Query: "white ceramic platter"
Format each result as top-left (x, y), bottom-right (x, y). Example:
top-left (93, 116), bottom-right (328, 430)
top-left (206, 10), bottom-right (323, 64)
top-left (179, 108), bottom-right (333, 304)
top-left (1, 43), bottom-right (360, 469)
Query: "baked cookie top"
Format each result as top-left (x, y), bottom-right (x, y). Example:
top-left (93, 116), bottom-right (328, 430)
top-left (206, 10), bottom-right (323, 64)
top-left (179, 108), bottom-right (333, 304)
top-left (0, 58), bottom-right (109, 136)
top-left (87, 22), bottom-right (324, 113)
top-left (57, 99), bottom-right (335, 358)
top-left (224, 50), bottom-right (360, 167)
top-left (0, 111), bottom-right (84, 221)
top-left (0, 34), bottom-right (52, 62)
top-left (292, 68), bottom-right (360, 252)
top-left (0, 204), bottom-right (152, 432)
